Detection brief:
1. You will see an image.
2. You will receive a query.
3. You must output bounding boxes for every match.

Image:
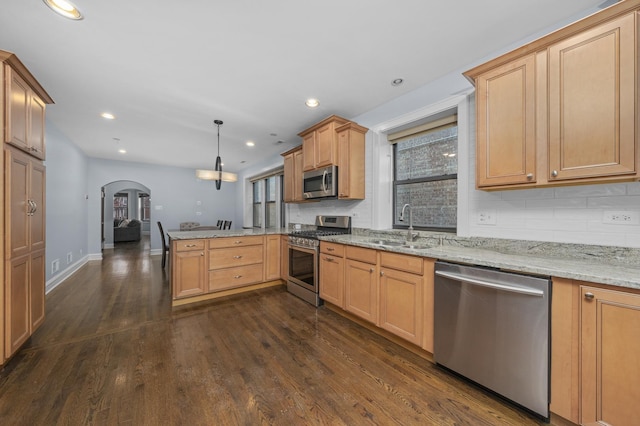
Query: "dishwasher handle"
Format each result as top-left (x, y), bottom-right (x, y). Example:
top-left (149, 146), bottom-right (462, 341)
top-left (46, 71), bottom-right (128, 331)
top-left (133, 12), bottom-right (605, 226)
top-left (435, 270), bottom-right (544, 297)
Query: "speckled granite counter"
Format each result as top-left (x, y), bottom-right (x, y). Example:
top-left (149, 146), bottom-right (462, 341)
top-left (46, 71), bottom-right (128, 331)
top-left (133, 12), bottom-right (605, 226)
top-left (167, 228), bottom-right (286, 240)
top-left (321, 232), bottom-right (640, 291)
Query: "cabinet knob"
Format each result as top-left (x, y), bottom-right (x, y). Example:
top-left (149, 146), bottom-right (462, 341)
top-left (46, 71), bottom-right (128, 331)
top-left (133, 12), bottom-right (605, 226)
top-left (201, 252), bottom-right (204, 256)
top-left (380, 271), bottom-right (384, 276)
top-left (551, 170), bottom-right (558, 177)
top-left (327, 247), bottom-right (334, 251)
top-left (234, 241), bottom-right (242, 244)
top-left (584, 292), bottom-right (595, 300)
top-left (185, 244), bottom-right (197, 247)
top-left (325, 257), bottom-right (334, 262)
top-left (233, 255), bottom-right (243, 259)
top-left (370, 268), bottom-right (375, 273)
top-left (234, 275), bottom-right (242, 279)
top-left (526, 173), bottom-right (533, 180)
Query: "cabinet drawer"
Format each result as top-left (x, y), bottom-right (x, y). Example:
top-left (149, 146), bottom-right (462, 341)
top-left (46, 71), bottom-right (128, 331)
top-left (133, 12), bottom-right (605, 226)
top-left (208, 235), bottom-right (263, 249)
top-left (209, 263), bottom-right (264, 292)
top-left (380, 252), bottom-right (423, 275)
top-left (320, 241), bottom-right (344, 257)
top-left (174, 239), bottom-right (206, 252)
top-left (209, 245), bottom-right (263, 269)
top-left (346, 245), bottom-right (377, 264)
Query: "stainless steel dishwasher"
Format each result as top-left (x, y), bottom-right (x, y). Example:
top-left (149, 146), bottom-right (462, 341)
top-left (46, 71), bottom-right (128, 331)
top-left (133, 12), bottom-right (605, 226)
top-left (434, 261), bottom-right (551, 421)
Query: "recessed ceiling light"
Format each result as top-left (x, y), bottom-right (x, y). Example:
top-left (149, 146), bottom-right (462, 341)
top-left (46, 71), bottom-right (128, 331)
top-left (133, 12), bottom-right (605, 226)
top-left (391, 78), bottom-right (404, 86)
top-left (101, 112), bottom-right (115, 120)
top-left (305, 98), bottom-right (319, 108)
top-left (118, 149), bottom-right (126, 154)
top-left (43, 0), bottom-right (83, 20)
top-left (246, 141), bottom-right (255, 147)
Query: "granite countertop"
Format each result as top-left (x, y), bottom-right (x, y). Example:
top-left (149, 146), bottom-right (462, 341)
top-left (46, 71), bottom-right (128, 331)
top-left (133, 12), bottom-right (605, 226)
top-left (167, 228), bottom-right (286, 240)
top-left (322, 233), bottom-right (640, 291)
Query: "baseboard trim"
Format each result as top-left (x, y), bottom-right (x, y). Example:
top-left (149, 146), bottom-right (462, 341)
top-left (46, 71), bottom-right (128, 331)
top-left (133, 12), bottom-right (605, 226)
top-left (46, 255), bottom-right (90, 294)
top-left (149, 249), bottom-right (162, 256)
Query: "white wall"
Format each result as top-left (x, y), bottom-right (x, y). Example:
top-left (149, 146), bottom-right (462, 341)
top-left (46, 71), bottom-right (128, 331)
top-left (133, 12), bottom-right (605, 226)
top-left (45, 122), bottom-right (89, 288)
top-left (103, 180), bottom-right (151, 247)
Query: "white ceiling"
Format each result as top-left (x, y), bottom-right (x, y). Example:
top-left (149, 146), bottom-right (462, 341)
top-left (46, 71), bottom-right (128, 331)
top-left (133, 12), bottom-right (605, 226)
top-left (0, 0), bottom-right (607, 173)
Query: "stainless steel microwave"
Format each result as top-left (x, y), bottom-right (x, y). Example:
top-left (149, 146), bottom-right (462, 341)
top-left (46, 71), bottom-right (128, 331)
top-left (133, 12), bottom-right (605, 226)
top-left (303, 165), bottom-right (338, 199)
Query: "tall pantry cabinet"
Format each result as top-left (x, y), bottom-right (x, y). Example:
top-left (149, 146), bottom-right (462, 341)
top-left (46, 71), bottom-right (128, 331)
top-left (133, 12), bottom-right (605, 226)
top-left (0, 50), bottom-right (53, 366)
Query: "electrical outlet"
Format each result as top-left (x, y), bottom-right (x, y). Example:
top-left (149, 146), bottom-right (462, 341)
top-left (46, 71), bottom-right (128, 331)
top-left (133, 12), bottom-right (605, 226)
top-left (67, 252), bottom-right (73, 264)
top-left (51, 259), bottom-right (60, 274)
top-left (603, 210), bottom-right (639, 225)
top-left (477, 210), bottom-right (497, 225)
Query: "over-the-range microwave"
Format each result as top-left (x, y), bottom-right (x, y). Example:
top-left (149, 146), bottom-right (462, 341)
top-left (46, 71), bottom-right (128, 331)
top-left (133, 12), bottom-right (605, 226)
top-left (303, 165), bottom-right (338, 199)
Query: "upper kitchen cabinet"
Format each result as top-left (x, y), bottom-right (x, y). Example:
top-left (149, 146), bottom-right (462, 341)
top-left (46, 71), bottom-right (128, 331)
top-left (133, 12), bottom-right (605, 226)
top-left (465, 2), bottom-right (640, 189)
top-left (336, 122), bottom-right (368, 200)
top-left (281, 145), bottom-right (304, 203)
top-left (299, 115), bottom-right (349, 172)
top-left (2, 51), bottom-right (54, 160)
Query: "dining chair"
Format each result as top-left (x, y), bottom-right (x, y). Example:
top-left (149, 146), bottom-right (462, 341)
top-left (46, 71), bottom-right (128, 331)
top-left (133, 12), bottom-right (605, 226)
top-left (223, 220), bottom-right (232, 230)
top-left (157, 221), bottom-right (170, 268)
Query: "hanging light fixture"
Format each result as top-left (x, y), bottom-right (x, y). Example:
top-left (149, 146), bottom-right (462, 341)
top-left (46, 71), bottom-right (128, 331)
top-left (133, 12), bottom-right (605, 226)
top-left (195, 119), bottom-right (238, 189)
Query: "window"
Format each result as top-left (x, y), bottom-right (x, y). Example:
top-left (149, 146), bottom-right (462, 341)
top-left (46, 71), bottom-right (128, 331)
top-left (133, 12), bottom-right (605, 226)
top-left (391, 114), bottom-right (458, 231)
top-left (251, 171), bottom-right (284, 229)
top-left (114, 193), bottom-right (128, 220)
top-left (139, 193), bottom-right (150, 221)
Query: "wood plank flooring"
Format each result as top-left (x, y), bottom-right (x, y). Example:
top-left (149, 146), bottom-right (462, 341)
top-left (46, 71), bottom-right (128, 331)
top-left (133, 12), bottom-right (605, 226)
top-left (0, 237), bottom-right (554, 425)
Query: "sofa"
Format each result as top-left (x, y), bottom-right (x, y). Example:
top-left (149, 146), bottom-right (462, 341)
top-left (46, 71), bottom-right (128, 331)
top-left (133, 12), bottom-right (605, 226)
top-left (114, 219), bottom-right (141, 242)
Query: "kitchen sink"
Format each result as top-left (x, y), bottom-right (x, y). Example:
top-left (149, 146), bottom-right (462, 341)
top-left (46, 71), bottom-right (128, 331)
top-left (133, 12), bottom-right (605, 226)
top-left (366, 239), bottom-right (432, 250)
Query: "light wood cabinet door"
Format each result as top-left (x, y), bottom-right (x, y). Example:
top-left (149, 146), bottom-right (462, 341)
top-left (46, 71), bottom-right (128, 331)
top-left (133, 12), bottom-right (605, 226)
top-left (345, 258), bottom-right (378, 324)
top-left (379, 267), bottom-right (423, 346)
top-left (6, 255), bottom-right (30, 357)
top-left (6, 148), bottom-right (30, 259)
top-left (5, 65), bottom-right (47, 159)
top-left (172, 249), bottom-right (207, 299)
top-left (302, 132), bottom-right (316, 172)
top-left (264, 234), bottom-right (281, 281)
top-left (475, 54), bottom-right (537, 187)
top-left (283, 152), bottom-right (294, 202)
top-left (30, 249), bottom-right (45, 332)
top-left (293, 149), bottom-right (304, 201)
top-left (319, 254), bottom-right (344, 307)
top-left (315, 122), bottom-right (335, 168)
top-left (548, 13), bottom-right (636, 181)
top-left (336, 122), bottom-right (367, 200)
top-left (280, 235), bottom-right (289, 280)
top-left (581, 286), bottom-right (640, 425)
top-left (209, 245), bottom-right (263, 270)
top-left (29, 160), bottom-right (46, 252)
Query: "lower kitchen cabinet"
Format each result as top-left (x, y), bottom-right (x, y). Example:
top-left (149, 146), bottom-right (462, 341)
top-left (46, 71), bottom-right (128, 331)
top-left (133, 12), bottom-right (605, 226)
top-left (319, 242), bottom-right (345, 307)
top-left (345, 247), bottom-right (378, 324)
top-left (5, 249), bottom-right (45, 358)
top-left (280, 235), bottom-right (289, 281)
top-left (172, 241), bottom-right (207, 299)
top-left (580, 285), bottom-right (640, 426)
top-left (264, 235), bottom-right (281, 281)
top-left (379, 252), bottom-right (424, 346)
top-left (551, 278), bottom-right (640, 425)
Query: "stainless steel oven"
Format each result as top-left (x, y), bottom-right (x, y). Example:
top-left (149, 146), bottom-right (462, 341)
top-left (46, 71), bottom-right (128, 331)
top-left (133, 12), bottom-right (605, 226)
top-left (287, 215), bottom-right (350, 306)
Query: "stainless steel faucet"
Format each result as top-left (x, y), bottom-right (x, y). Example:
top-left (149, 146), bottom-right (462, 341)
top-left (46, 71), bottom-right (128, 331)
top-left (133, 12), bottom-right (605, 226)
top-left (400, 203), bottom-right (418, 242)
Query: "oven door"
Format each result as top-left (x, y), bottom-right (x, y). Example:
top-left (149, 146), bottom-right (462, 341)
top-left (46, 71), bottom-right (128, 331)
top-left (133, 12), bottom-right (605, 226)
top-left (288, 244), bottom-right (318, 293)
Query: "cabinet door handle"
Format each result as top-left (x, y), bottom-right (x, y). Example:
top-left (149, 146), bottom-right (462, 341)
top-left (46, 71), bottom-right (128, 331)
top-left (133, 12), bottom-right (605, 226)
top-left (327, 247), bottom-right (335, 251)
top-left (551, 170), bottom-right (558, 177)
top-left (233, 255), bottom-right (243, 259)
top-left (31, 200), bottom-right (37, 214)
top-left (185, 244), bottom-right (197, 247)
top-left (380, 271), bottom-right (384, 276)
top-left (369, 268), bottom-right (374, 273)
top-left (234, 241), bottom-right (243, 244)
top-left (526, 173), bottom-right (533, 180)
top-left (234, 275), bottom-right (242, 279)
top-left (201, 253), bottom-right (204, 256)
top-left (584, 292), bottom-right (595, 300)
top-left (324, 257), bottom-right (334, 262)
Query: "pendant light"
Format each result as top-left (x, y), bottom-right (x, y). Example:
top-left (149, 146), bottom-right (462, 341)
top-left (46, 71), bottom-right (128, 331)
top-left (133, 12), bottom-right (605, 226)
top-left (195, 119), bottom-right (238, 188)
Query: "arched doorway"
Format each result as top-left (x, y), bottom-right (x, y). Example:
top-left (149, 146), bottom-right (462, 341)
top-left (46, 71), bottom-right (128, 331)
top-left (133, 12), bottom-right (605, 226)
top-left (101, 180), bottom-right (152, 250)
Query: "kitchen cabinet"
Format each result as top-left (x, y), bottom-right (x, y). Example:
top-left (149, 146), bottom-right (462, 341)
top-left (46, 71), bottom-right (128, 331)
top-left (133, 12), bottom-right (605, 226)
top-left (379, 252), bottom-right (424, 346)
top-left (209, 236), bottom-right (264, 292)
top-left (465, 3), bottom-right (640, 189)
top-left (474, 55), bottom-right (537, 187)
top-left (336, 122), bottom-right (367, 200)
top-left (5, 249), bottom-right (45, 358)
top-left (264, 234), bottom-right (281, 281)
top-left (0, 51), bottom-right (52, 366)
top-left (551, 277), bottom-right (640, 425)
top-left (319, 242), bottom-right (345, 307)
top-left (4, 64), bottom-right (48, 160)
top-left (299, 115), bottom-right (349, 172)
top-left (281, 145), bottom-right (304, 203)
top-left (172, 239), bottom-right (207, 299)
top-left (345, 246), bottom-right (378, 324)
top-left (580, 285), bottom-right (640, 426)
top-left (280, 235), bottom-right (289, 281)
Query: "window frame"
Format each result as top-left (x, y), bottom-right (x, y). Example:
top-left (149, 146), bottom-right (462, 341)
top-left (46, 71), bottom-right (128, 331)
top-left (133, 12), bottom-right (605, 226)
top-left (250, 170), bottom-right (284, 230)
top-left (391, 117), bottom-right (458, 233)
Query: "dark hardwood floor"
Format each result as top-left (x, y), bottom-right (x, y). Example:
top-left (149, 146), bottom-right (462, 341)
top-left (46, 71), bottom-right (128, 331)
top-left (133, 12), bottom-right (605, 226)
top-left (0, 236), bottom-right (553, 425)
